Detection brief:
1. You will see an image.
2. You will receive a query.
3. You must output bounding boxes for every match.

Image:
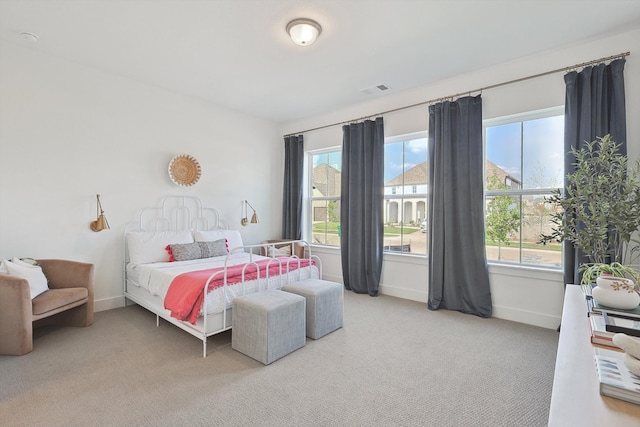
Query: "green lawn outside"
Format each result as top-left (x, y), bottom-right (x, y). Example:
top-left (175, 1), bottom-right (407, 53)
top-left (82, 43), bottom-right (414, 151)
top-left (312, 222), bottom-right (340, 233)
top-left (312, 222), bottom-right (419, 236)
top-left (486, 240), bottom-right (562, 251)
top-left (312, 222), bottom-right (561, 251)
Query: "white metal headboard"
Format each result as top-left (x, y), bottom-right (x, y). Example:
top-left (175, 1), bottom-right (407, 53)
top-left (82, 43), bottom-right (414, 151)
top-left (125, 195), bottom-right (225, 234)
top-left (123, 196), bottom-right (227, 266)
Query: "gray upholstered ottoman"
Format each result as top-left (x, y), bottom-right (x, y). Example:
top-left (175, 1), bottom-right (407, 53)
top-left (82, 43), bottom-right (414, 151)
top-left (232, 290), bottom-right (306, 365)
top-left (282, 279), bottom-right (343, 340)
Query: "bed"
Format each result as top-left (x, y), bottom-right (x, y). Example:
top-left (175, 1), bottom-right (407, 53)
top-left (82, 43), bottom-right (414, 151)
top-left (123, 196), bottom-right (320, 357)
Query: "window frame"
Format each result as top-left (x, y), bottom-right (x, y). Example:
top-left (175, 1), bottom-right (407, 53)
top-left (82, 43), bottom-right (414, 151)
top-left (483, 106), bottom-right (564, 270)
top-left (307, 147), bottom-right (342, 248)
top-left (383, 131), bottom-right (429, 257)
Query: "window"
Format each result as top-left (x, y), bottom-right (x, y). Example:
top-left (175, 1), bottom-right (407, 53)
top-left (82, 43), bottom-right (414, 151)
top-left (309, 150), bottom-right (342, 246)
top-left (484, 108), bottom-right (564, 268)
top-left (308, 133), bottom-right (428, 255)
top-left (384, 133), bottom-right (428, 255)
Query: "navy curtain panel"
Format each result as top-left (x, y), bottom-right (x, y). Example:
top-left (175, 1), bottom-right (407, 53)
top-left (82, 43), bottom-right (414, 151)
top-left (563, 58), bottom-right (626, 285)
top-left (340, 118), bottom-right (384, 296)
top-left (428, 95), bottom-right (492, 317)
top-left (282, 135), bottom-right (304, 240)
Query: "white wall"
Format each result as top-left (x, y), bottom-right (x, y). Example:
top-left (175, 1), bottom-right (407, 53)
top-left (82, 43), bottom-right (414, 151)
top-left (282, 28), bottom-right (640, 329)
top-left (2, 28), bottom-right (638, 329)
top-left (0, 42), bottom-right (284, 311)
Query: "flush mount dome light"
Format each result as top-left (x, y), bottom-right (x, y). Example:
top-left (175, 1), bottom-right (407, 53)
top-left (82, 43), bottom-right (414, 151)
top-left (286, 18), bottom-right (322, 46)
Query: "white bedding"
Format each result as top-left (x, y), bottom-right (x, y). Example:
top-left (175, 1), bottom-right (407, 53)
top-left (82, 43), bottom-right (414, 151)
top-left (126, 253), bottom-right (318, 316)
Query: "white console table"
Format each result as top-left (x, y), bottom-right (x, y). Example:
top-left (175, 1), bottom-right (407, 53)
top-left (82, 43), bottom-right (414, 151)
top-left (548, 285), bottom-right (640, 426)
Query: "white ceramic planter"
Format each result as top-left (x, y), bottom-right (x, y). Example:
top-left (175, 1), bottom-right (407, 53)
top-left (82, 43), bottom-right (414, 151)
top-left (592, 278), bottom-right (640, 309)
top-left (596, 276), bottom-right (636, 291)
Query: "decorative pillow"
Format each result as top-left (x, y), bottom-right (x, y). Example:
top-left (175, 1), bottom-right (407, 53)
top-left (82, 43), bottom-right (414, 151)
top-left (194, 229), bottom-right (244, 252)
top-left (202, 239), bottom-right (229, 257)
top-left (5, 259), bottom-right (49, 299)
top-left (166, 239), bottom-right (228, 262)
top-left (127, 230), bottom-right (194, 265)
top-left (267, 246), bottom-right (292, 257)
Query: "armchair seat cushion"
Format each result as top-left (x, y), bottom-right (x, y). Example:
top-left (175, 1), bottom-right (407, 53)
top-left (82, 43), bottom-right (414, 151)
top-left (32, 288), bottom-right (88, 318)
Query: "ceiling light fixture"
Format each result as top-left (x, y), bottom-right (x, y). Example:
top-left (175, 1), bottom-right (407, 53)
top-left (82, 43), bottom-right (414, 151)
top-left (286, 18), bottom-right (321, 46)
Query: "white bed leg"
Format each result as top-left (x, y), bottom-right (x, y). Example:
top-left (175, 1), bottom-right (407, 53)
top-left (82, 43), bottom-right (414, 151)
top-left (156, 315), bottom-right (159, 327)
top-left (203, 339), bottom-right (207, 358)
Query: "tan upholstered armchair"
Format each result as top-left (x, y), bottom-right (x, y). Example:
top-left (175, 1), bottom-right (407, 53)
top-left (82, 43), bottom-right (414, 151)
top-left (0, 259), bottom-right (94, 356)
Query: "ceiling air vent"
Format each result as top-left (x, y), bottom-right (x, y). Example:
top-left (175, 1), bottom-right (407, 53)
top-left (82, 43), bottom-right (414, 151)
top-left (361, 84), bottom-right (391, 95)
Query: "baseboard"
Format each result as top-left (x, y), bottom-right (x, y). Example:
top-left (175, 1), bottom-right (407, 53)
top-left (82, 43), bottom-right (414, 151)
top-left (379, 283), bottom-right (559, 329)
top-left (320, 274), bottom-right (344, 284)
top-left (94, 296), bottom-right (126, 312)
top-left (492, 304), bottom-right (561, 330)
top-left (324, 278), bottom-right (429, 303)
top-left (93, 283), bottom-right (560, 330)
top-left (379, 283), bottom-right (428, 303)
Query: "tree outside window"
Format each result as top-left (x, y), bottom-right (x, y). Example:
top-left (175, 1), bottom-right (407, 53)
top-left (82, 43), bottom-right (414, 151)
top-left (484, 109), bottom-right (564, 268)
top-left (310, 150), bottom-right (341, 246)
top-left (485, 172), bottom-right (521, 259)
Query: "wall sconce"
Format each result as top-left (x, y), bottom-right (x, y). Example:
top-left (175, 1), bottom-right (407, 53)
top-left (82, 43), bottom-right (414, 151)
top-left (241, 200), bottom-right (259, 226)
top-left (90, 194), bottom-right (110, 232)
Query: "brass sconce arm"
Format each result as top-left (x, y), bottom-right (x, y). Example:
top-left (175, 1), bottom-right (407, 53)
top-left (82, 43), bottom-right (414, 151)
top-left (90, 194), bottom-right (110, 232)
top-left (241, 200), bottom-right (259, 226)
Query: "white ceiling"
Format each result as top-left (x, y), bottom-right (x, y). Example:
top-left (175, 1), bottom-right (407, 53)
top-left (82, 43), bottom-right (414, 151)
top-left (1, 0), bottom-right (640, 123)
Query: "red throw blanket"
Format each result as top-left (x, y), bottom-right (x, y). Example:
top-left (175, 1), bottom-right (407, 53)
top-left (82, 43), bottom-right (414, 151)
top-left (164, 257), bottom-right (314, 324)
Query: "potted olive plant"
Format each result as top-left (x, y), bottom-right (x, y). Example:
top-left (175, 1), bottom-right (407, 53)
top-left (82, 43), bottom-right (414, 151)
top-left (540, 134), bottom-right (640, 288)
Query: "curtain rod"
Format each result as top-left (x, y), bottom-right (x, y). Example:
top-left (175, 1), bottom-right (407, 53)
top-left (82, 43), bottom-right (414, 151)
top-left (283, 51), bottom-right (630, 138)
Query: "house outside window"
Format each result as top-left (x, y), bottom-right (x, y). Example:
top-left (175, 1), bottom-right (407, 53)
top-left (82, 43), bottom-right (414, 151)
top-left (309, 149), bottom-right (341, 246)
top-left (384, 133), bottom-right (428, 255)
top-left (484, 107), bottom-right (564, 269)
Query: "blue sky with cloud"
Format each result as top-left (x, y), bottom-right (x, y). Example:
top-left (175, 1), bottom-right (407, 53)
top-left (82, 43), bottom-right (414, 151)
top-left (312, 115), bottom-right (563, 189)
top-left (384, 137), bottom-right (428, 182)
top-left (486, 115), bottom-right (564, 188)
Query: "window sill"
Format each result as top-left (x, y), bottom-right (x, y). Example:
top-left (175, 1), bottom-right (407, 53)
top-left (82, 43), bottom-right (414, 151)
top-left (383, 251), bottom-right (427, 265)
top-left (487, 262), bottom-right (563, 281)
top-left (310, 244), bottom-right (427, 265)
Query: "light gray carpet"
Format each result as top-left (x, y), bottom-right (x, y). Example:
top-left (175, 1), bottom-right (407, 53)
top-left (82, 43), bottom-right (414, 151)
top-left (0, 291), bottom-right (558, 426)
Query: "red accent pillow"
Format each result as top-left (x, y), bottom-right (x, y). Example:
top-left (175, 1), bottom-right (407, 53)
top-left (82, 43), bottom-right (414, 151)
top-left (165, 245), bottom-right (175, 262)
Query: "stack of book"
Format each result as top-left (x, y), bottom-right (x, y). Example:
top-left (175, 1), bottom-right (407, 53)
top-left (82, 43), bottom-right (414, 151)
top-left (589, 297), bottom-right (640, 321)
top-left (594, 347), bottom-right (640, 405)
top-left (603, 313), bottom-right (640, 337)
top-left (589, 313), bottom-right (618, 348)
top-left (583, 286), bottom-right (640, 405)
top-left (583, 287), bottom-right (640, 349)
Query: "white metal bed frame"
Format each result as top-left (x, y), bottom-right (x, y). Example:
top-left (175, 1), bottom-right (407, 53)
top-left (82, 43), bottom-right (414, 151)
top-left (123, 196), bottom-right (320, 357)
